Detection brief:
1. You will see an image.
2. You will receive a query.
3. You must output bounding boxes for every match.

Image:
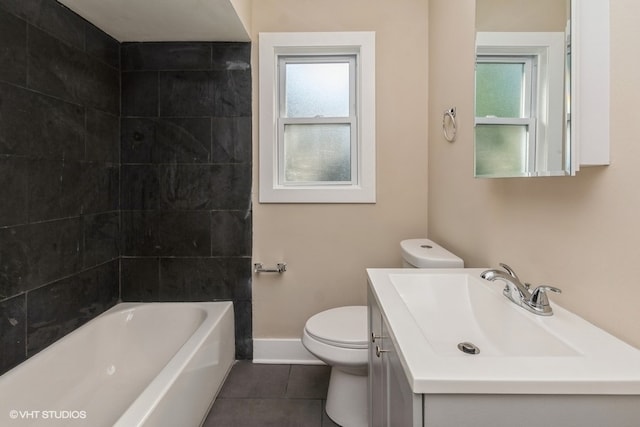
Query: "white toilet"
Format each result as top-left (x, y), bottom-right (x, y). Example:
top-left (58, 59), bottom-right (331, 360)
top-left (302, 238), bottom-right (463, 427)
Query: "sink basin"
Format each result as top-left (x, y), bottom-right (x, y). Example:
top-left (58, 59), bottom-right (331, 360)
top-left (389, 273), bottom-right (578, 357)
top-left (367, 268), bottom-right (640, 395)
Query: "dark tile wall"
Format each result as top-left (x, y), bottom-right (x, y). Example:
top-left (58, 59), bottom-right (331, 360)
top-left (0, 0), bottom-right (120, 374)
top-left (120, 42), bottom-right (253, 360)
top-left (0, 2), bottom-right (253, 374)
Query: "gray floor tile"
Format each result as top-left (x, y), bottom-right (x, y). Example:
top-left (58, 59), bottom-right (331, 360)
top-left (322, 401), bottom-right (341, 427)
top-left (205, 362), bottom-right (340, 426)
top-left (219, 361), bottom-right (290, 398)
top-left (204, 398), bottom-right (323, 427)
top-left (286, 364), bottom-right (331, 399)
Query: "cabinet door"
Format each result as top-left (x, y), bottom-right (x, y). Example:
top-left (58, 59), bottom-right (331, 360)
top-left (368, 290), bottom-right (387, 427)
top-left (369, 290), bottom-right (422, 427)
top-left (386, 338), bottom-right (422, 426)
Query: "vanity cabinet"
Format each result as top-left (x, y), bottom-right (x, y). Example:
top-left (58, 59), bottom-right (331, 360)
top-left (368, 288), bottom-right (421, 427)
top-left (367, 268), bottom-right (640, 427)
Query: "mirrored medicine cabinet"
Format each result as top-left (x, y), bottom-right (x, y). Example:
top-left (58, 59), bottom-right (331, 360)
top-left (474, 0), bottom-right (610, 178)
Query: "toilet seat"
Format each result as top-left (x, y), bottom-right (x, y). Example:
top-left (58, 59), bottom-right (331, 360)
top-left (304, 306), bottom-right (368, 349)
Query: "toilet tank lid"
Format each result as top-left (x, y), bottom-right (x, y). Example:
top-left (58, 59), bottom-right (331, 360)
top-left (400, 238), bottom-right (464, 268)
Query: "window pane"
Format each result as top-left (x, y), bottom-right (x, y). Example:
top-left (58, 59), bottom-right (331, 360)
top-left (475, 125), bottom-right (528, 176)
top-left (285, 62), bottom-right (350, 118)
top-left (476, 62), bottom-right (524, 118)
top-left (283, 124), bottom-right (351, 183)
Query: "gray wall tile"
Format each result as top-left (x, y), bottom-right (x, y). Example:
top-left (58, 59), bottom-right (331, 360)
top-left (122, 71), bottom-right (158, 117)
top-left (158, 164), bottom-right (212, 210)
top-left (120, 165), bottom-right (159, 210)
top-left (122, 42), bottom-right (212, 71)
top-left (158, 71), bottom-right (215, 117)
top-left (159, 257), bottom-right (251, 301)
top-left (26, 261), bottom-right (118, 356)
top-left (83, 212), bottom-right (119, 267)
top-left (86, 109), bottom-right (120, 163)
top-left (9, 0), bottom-right (86, 50)
top-left (211, 210), bottom-right (252, 256)
top-left (121, 117), bottom-right (210, 164)
top-left (0, 294), bottom-right (26, 372)
top-left (211, 43), bottom-right (251, 71)
top-left (234, 300), bottom-right (252, 360)
top-left (0, 219), bottom-right (82, 296)
top-left (121, 257), bottom-right (159, 301)
top-left (158, 70), bottom-right (251, 117)
top-left (27, 26), bottom-right (119, 114)
top-left (0, 0), bottom-right (121, 375)
top-left (85, 23), bottom-right (119, 69)
top-left (1, 29), bottom-right (254, 375)
top-left (211, 70), bottom-right (252, 117)
top-left (0, 8), bottom-right (27, 85)
top-left (211, 117), bottom-right (252, 163)
top-left (157, 211), bottom-right (211, 256)
top-left (24, 219), bottom-right (83, 292)
top-left (121, 41), bottom-right (253, 359)
top-left (0, 81), bottom-right (85, 158)
top-left (0, 156), bottom-right (29, 227)
top-left (121, 210), bottom-right (160, 256)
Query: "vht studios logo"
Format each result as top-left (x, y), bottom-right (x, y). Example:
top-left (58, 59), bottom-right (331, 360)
top-left (9, 410), bottom-right (87, 420)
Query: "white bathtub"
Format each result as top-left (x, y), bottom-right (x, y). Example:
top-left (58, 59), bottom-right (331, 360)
top-left (0, 302), bottom-right (235, 427)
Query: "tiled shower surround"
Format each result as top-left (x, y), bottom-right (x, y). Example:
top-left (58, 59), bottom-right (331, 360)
top-left (119, 42), bottom-right (253, 359)
top-left (0, 0), bottom-right (252, 375)
top-left (0, 0), bottom-right (120, 374)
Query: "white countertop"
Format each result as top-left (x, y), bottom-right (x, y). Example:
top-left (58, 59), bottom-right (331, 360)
top-left (367, 268), bottom-right (640, 395)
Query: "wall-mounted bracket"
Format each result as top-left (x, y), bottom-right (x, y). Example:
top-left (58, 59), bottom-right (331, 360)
top-left (254, 263), bottom-right (287, 273)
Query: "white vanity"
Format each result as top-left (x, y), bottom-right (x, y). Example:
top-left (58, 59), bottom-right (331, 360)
top-left (367, 268), bottom-right (640, 427)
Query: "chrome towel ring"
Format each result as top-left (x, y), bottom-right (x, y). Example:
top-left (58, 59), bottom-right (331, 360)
top-left (442, 107), bottom-right (457, 142)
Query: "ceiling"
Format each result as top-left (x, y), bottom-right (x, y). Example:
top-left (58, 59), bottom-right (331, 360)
top-left (58, 0), bottom-right (250, 42)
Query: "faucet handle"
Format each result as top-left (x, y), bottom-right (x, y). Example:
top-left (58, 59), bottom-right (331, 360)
top-left (529, 285), bottom-right (562, 309)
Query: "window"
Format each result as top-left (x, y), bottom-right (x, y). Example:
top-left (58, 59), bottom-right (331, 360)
top-left (475, 32), bottom-right (566, 177)
top-left (259, 32), bottom-right (376, 203)
top-left (475, 55), bottom-right (538, 176)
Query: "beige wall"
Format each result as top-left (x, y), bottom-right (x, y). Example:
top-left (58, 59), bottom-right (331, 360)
top-left (251, 0), bottom-right (430, 338)
top-left (428, 0), bottom-right (640, 349)
top-left (476, 0), bottom-right (567, 32)
top-left (251, 0), bottom-right (640, 352)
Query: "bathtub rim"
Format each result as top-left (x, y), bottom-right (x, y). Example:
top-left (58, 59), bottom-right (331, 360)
top-left (111, 301), bottom-right (234, 427)
top-left (0, 301), bottom-right (235, 427)
top-left (0, 301), bottom-right (230, 380)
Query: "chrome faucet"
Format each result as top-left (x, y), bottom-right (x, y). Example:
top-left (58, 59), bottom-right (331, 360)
top-left (481, 263), bottom-right (561, 316)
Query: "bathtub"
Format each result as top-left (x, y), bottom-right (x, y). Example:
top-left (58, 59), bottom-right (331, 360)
top-left (0, 302), bottom-right (235, 427)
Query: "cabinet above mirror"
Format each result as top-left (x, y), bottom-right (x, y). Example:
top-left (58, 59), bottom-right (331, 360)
top-left (474, 0), bottom-right (610, 178)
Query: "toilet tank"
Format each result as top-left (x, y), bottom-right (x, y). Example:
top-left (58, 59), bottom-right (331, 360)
top-left (400, 239), bottom-right (464, 268)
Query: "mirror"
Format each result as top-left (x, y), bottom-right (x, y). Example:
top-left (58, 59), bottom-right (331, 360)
top-left (475, 0), bottom-right (571, 177)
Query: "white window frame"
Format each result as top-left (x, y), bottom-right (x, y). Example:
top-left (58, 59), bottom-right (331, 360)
top-left (475, 55), bottom-right (538, 173)
top-left (277, 55), bottom-right (357, 186)
top-left (259, 32), bottom-right (376, 203)
top-left (476, 32), bottom-right (566, 174)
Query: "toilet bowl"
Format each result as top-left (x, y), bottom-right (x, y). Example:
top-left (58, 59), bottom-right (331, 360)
top-left (302, 306), bottom-right (368, 427)
top-left (302, 239), bottom-right (463, 427)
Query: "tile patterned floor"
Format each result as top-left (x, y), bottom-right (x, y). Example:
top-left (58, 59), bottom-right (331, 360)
top-left (203, 362), bottom-right (341, 427)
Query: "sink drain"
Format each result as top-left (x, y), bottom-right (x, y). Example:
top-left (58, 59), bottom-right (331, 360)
top-left (457, 342), bottom-right (480, 355)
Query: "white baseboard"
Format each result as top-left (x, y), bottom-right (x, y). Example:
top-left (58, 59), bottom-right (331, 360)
top-left (252, 338), bottom-right (325, 365)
